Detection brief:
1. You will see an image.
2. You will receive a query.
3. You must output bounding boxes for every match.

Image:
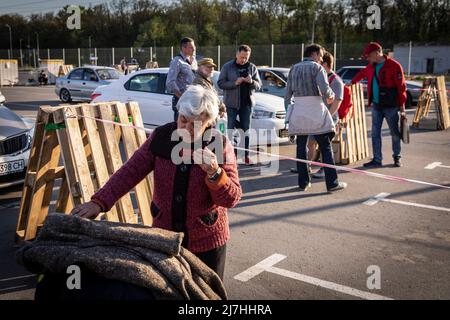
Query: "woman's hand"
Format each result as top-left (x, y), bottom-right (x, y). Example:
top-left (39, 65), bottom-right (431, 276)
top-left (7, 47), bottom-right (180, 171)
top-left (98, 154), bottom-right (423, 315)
top-left (70, 201), bottom-right (102, 220)
top-left (193, 147), bottom-right (219, 176)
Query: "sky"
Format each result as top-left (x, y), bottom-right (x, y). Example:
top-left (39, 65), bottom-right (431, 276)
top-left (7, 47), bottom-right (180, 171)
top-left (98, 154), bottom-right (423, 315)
top-left (0, 0), bottom-right (170, 16)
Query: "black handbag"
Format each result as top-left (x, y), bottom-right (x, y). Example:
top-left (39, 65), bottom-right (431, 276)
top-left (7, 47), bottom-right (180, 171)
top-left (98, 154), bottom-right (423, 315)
top-left (374, 72), bottom-right (398, 108)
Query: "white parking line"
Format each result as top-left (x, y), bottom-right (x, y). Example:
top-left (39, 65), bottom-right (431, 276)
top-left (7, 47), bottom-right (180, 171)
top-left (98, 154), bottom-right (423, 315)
top-left (234, 254), bottom-right (393, 300)
top-left (425, 162), bottom-right (450, 170)
top-left (364, 193), bottom-right (450, 213)
top-left (0, 285), bottom-right (28, 292)
top-left (0, 274), bottom-right (35, 282)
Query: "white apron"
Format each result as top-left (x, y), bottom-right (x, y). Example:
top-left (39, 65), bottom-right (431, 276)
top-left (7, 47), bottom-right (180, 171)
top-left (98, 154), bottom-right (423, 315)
top-left (287, 96), bottom-right (335, 136)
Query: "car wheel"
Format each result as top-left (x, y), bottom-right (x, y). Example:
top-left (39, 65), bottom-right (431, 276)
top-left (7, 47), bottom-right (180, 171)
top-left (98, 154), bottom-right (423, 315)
top-left (405, 92), bottom-right (413, 109)
top-left (60, 88), bottom-right (72, 103)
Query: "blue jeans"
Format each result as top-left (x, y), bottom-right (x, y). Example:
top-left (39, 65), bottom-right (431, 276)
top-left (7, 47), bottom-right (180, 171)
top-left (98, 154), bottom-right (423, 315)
top-left (227, 106), bottom-right (253, 158)
top-left (296, 132), bottom-right (339, 190)
top-left (371, 103), bottom-right (401, 163)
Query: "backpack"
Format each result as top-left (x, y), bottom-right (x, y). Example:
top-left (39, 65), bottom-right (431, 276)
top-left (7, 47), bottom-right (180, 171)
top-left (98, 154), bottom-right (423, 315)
top-left (329, 73), bottom-right (353, 120)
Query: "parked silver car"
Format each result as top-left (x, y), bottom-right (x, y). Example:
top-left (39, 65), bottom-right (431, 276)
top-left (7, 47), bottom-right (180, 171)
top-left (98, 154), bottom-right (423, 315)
top-left (0, 91), bottom-right (35, 188)
top-left (55, 66), bottom-right (122, 102)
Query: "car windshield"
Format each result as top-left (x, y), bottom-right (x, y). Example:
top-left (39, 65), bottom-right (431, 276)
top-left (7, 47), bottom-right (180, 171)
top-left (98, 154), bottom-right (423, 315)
top-left (273, 70), bottom-right (288, 82)
top-left (96, 69), bottom-right (121, 80)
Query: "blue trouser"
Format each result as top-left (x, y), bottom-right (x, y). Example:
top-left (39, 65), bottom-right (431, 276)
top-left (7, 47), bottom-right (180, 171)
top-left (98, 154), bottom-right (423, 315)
top-left (172, 96), bottom-right (179, 122)
top-left (227, 106), bottom-right (253, 158)
top-left (296, 132), bottom-right (339, 190)
top-left (371, 103), bottom-right (401, 163)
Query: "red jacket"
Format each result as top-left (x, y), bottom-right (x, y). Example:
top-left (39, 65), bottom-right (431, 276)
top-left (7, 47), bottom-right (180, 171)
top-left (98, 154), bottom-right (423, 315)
top-left (91, 123), bottom-right (242, 253)
top-left (351, 55), bottom-right (407, 107)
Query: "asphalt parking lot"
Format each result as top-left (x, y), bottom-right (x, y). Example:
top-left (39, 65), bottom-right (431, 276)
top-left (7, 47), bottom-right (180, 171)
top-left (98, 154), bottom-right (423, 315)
top-left (1, 85), bottom-right (449, 300)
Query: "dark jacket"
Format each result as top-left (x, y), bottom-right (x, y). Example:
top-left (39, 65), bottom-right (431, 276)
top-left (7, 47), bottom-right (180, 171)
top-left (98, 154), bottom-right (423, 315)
top-left (217, 59), bottom-right (262, 110)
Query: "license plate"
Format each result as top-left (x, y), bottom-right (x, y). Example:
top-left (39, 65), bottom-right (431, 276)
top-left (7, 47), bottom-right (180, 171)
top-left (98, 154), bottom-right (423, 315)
top-left (0, 160), bottom-right (25, 176)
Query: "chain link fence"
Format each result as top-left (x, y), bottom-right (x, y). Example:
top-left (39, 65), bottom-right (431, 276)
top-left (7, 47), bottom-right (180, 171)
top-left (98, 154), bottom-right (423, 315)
top-left (0, 43), bottom-right (373, 71)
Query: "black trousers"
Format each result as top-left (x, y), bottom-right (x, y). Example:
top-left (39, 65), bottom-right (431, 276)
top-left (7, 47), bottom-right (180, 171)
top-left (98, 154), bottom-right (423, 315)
top-left (194, 243), bottom-right (227, 280)
top-left (172, 95), bottom-right (179, 121)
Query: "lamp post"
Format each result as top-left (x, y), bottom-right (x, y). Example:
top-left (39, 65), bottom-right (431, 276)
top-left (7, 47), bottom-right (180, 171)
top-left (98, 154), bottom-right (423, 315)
top-left (35, 32), bottom-right (40, 60)
top-left (19, 38), bottom-right (23, 67)
top-left (5, 24), bottom-right (12, 59)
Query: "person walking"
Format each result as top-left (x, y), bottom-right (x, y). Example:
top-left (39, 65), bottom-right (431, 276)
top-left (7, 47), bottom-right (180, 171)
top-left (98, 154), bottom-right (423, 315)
top-left (166, 37), bottom-right (198, 122)
top-left (285, 44), bottom-right (347, 192)
top-left (218, 45), bottom-right (262, 165)
top-left (351, 42), bottom-right (407, 168)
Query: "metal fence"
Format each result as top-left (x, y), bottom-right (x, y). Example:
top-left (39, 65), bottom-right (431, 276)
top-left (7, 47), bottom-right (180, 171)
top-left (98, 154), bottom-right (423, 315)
top-left (0, 43), bottom-right (372, 71)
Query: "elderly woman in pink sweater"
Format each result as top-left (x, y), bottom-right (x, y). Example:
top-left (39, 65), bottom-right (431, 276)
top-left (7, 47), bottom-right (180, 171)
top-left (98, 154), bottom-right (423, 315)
top-left (71, 85), bottom-right (242, 279)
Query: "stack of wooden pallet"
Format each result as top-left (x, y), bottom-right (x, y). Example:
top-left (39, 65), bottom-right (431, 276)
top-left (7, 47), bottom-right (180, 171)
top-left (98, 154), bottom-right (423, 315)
top-left (333, 83), bottom-right (370, 165)
top-left (58, 64), bottom-right (73, 77)
top-left (413, 76), bottom-right (450, 130)
top-left (16, 101), bottom-right (154, 242)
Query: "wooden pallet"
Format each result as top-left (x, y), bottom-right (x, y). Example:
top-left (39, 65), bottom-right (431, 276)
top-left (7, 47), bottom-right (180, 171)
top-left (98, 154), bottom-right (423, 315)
top-left (15, 101), bottom-right (154, 242)
top-left (58, 65), bottom-right (73, 77)
top-left (333, 83), bottom-right (370, 165)
top-left (413, 76), bottom-right (450, 130)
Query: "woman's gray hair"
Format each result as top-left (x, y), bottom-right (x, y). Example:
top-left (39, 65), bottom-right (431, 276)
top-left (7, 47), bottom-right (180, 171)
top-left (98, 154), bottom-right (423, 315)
top-left (177, 85), bottom-right (220, 123)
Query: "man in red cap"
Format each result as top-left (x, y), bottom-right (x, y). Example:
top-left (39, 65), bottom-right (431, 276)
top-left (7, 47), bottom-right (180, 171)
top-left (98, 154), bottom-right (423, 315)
top-left (351, 42), bottom-right (407, 168)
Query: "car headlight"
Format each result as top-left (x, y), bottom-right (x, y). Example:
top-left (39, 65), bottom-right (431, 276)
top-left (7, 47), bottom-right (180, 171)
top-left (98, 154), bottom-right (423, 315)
top-left (25, 128), bottom-right (33, 151)
top-left (252, 108), bottom-right (274, 119)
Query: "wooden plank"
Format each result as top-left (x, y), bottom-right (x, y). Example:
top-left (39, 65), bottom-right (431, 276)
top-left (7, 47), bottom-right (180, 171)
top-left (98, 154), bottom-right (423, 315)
top-left (16, 111), bottom-right (46, 240)
top-left (359, 84), bottom-right (369, 159)
top-left (347, 85), bottom-right (357, 163)
top-left (56, 106), bottom-right (96, 206)
top-left (353, 84), bottom-right (363, 160)
top-left (23, 119), bottom-right (60, 240)
top-left (55, 175), bottom-right (73, 214)
top-left (96, 103), bottom-right (136, 224)
top-left (81, 104), bottom-right (120, 222)
top-left (127, 102), bottom-right (154, 201)
top-left (436, 76), bottom-right (450, 130)
top-left (116, 102), bottom-right (152, 225)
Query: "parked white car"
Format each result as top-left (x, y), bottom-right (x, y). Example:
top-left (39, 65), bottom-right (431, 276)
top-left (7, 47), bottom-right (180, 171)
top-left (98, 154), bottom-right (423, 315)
top-left (92, 68), bottom-right (289, 146)
top-left (0, 92), bottom-right (35, 188)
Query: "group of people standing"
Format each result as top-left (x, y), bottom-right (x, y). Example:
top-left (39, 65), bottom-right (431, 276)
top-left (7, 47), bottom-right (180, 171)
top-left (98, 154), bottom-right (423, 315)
top-left (72, 38), bottom-right (407, 282)
top-left (166, 38), bottom-right (261, 165)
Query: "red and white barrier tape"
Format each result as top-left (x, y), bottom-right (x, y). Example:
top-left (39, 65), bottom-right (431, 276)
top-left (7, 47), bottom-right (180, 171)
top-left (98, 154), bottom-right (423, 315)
top-left (72, 113), bottom-right (450, 191)
top-left (359, 83), bottom-right (450, 93)
top-left (235, 146), bottom-right (450, 190)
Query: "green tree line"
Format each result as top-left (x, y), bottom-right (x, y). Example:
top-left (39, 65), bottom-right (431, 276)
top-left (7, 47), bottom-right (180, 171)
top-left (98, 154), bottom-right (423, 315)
top-left (0, 0), bottom-right (449, 50)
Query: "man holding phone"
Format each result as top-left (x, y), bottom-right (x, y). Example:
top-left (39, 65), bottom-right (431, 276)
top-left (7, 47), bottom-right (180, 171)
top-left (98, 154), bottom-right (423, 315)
top-left (351, 42), bottom-right (407, 168)
top-left (218, 45), bottom-right (262, 165)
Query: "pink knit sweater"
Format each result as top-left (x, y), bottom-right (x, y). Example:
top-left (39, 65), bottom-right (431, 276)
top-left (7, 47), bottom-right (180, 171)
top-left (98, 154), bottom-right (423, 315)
top-left (91, 125), bottom-right (242, 253)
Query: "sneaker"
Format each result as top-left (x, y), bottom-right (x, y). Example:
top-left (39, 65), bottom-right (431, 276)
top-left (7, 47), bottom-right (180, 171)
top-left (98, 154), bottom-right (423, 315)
top-left (393, 157), bottom-right (402, 167)
top-left (312, 167), bottom-right (325, 179)
top-left (299, 183), bottom-right (312, 192)
top-left (328, 182), bottom-right (348, 193)
top-left (363, 159), bottom-right (383, 168)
